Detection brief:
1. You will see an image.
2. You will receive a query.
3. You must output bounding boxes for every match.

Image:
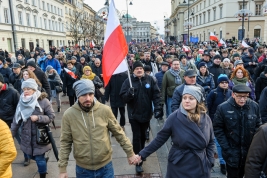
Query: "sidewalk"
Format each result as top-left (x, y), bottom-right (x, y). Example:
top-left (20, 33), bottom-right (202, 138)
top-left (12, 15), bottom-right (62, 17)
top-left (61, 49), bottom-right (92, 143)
top-left (11, 95), bottom-right (226, 178)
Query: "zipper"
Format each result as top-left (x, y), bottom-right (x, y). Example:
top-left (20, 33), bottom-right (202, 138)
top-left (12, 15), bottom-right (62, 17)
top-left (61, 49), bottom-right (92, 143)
top-left (87, 112), bottom-right (94, 170)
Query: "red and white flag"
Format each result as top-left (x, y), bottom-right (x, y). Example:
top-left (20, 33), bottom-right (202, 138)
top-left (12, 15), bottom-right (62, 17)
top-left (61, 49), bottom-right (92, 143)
top-left (210, 32), bottom-right (218, 42)
top-left (218, 39), bottom-right (227, 48)
top-left (183, 45), bottom-right (190, 52)
top-left (64, 68), bottom-right (77, 79)
top-left (102, 0), bottom-right (128, 86)
top-left (90, 40), bottom-right (95, 48)
top-left (160, 37), bottom-right (166, 46)
top-left (198, 49), bottom-right (204, 54)
top-left (242, 41), bottom-right (250, 48)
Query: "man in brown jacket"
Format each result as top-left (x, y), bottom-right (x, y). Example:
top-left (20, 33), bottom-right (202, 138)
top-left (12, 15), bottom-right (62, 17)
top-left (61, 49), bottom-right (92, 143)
top-left (59, 79), bottom-right (137, 178)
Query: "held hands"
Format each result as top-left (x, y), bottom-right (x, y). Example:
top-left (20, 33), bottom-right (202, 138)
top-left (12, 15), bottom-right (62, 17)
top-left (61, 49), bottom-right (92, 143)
top-left (30, 115), bottom-right (38, 122)
top-left (128, 154), bottom-right (142, 165)
top-left (127, 87), bottom-right (135, 96)
top-left (59, 173), bottom-right (68, 178)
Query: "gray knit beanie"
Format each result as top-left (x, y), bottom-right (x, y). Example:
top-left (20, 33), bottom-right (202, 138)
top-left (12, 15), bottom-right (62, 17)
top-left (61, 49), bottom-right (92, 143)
top-left (73, 79), bottom-right (95, 98)
top-left (21, 78), bottom-right (38, 91)
top-left (46, 65), bottom-right (53, 72)
top-left (182, 85), bottom-right (203, 103)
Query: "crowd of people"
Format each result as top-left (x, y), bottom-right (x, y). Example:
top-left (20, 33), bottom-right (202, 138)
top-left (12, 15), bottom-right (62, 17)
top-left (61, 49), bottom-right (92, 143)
top-left (0, 40), bottom-right (267, 178)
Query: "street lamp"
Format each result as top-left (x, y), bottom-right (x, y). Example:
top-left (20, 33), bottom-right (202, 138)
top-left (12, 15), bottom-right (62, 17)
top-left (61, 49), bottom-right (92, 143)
top-left (183, 0), bottom-right (194, 45)
top-left (121, 0), bottom-right (133, 43)
top-left (234, 1), bottom-right (252, 40)
top-left (68, 40), bottom-right (70, 47)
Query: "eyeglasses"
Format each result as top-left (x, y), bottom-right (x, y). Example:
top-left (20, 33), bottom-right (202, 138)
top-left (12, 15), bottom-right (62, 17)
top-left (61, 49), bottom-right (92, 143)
top-left (234, 93), bottom-right (249, 100)
top-left (85, 70), bottom-right (91, 72)
top-left (220, 81), bottom-right (228, 84)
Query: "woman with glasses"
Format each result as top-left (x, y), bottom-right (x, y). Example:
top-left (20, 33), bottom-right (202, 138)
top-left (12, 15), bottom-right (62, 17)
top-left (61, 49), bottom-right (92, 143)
top-left (229, 66), bottom-right (255, 100)
top-left (11, 79), bottom-right (55, 178)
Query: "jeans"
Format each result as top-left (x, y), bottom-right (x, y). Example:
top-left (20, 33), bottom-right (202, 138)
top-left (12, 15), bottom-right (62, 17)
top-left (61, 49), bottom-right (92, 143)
top-left (76, 162), bottom-right (114, 178)
top-left (111, 107), bottom-right (125, 126)
top-left (167, 97), bottom-right (172, 117)
top-left (26, 153), bottom-right (47, 174)
top-left (215, 137), bottom-right (226, 165)
top-left (50, 92), bottom-right (61, 108)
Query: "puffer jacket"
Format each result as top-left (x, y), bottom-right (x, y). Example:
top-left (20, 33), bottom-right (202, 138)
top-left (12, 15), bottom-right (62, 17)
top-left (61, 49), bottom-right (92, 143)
top-left (0, 119), bottom-right (17, 178)
top-left (120, 74), bottom-right (162, 123)
top-left (11, 93), bottom-right (55, 156)
top-left (214, 97), bottom-right (262, 168)
top-left (161, 70), bottom-right (185, 103)
top-left (255, 72), bottom-right (267, 102)
top-left (208, 63), bottom-right (227, 87)
top-left (58, 100), bottom-right (134, 173)
top-left (0, 64), bottom-right (12, 84)
top-left (196, 70), bottom-right (215, 95)
top-left (259, 87), bottom-right (267, 124)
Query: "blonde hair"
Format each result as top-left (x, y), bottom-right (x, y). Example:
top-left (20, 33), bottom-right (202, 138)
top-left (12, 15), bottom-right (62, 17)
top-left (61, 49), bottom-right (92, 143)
top-left (187, 102), bottom-right (207, 124)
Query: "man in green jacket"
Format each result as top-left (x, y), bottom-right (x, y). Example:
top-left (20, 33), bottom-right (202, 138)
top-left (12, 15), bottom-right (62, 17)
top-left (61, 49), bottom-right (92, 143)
top-left (161, 59), bottom-right (185, 117)
top-left (59, 80), bottom-right (137, 178)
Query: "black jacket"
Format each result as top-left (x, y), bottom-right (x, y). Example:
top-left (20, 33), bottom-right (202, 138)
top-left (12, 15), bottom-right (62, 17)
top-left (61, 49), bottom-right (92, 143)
top-left (63, 69), bottom-right (80, 97)
top-left (171, 83), bottom-right (205, 112)
top-left (208, 63), bottom-right (226, 87)
top-left (242, 54), bottom-right (258, 76)
top-left (214, 97), bottom-right (262, 168)
top-left (0, 84), bottom-right (20, 122)
top-left (259, 87), bottom-right (267, 124)
top-left (33, 68), bottom-right (51, 98)
top-left (74, 62), bottom-right (83, 77)
top-left (254, 58), bottom-right (267, 80)
top-left (120, 74), bottom-right (162, 123)
top-left (9, 72), bottom-right (22, 93)
top-left (105, 72), bottom-right (127, 108)
top-left (81, 54), bottom-right (90, 63)
top-left (0, 65), bottom-right (12, 84)
top-left (255, 72), bottom-right (267, 102)
top-left (91, 65), bottom-right (103, 81)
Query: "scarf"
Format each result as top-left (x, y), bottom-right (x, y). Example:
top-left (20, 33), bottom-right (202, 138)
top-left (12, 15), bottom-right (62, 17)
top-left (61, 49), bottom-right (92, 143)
top-left (231, 77), bottom-right (248, 85)
top-left (180, 61), bottom-right (190, 71)
top-left (70, 66), bottom-right (76, 73)
top-left (14, 90), bottom-right (42, 124)
top-left (169, 68), bottom-right (182, 85)
top-left (81, 72), bottom-right (96, 80)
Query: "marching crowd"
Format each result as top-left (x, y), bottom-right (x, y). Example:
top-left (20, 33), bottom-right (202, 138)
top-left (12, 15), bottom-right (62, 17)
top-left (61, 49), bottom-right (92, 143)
top-left (0, 41), bottom-right (267, 178)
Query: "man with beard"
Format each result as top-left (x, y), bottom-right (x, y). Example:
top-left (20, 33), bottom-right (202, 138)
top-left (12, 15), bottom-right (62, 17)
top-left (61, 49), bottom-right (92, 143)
top-left (59, 80), bottom-right (137, 178)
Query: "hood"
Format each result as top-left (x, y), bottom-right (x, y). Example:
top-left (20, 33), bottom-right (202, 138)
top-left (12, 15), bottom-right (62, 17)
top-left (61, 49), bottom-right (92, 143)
top-left (220, 62), bottom-right (233, 69)
top-left (72, 98), bottom-right (100, 129)
top-left (260, 72), bottom-right (267, 80)
top-left (38, 92), bottom-right (48, 100)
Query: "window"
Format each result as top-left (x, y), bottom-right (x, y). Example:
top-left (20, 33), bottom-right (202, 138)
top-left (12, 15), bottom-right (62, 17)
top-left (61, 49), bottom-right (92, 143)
top-left (4, 8), bottom-right (9, 23)
top-left (60, 9), bottom-right (62, 16)
top-left (66, 22), bottom-right (68, 30)
top-left (47, 3), bottom-right (50, 12)
top-left (52, 21), bottom-right (54, 31)
top-left (208, 11), bottom-right (210, 22)
top-left (199, 15), bottom-right (202, 25)
top-left (58, 8), bottom-right (60, 15)
top-left (62, 22), bottom-right (64, 32)
top-left (213, 8), bottom-right (216, 21)
top-left (42, 1), bottom-right (45, 10)
top-left (255, 4), bottom-right (262, 16)
top-left (203, 13), bottom-right (206, 24)
top-left (196, 15), bottom-right (198, 25)
top-left (200, 3), bottom-right (202, 10)
top-left (44, 19), bottom-right (47, 29)
top-left (26, 13), bottom-right (30, 26)
top-left (220, 6), bottom-right (223, 19)
top-left (208, 0), bottom-right (210, 5)
top-left (55, 7), bottom-right (57, 14)
top-left (33, 15), bottom-right (37, 27)
top-left (204, 1), bottom-right (206, 8)
top-left (18, 11), bottom-right (23, 25)
top-left (38, 0), bottom-right (40, 8)
top-left (48, 20), bottom-right (51, 30)
top-left (40, 17), bottom-right (42, 28)
top-left (69, 8), bottom-right (71, 15)
top-left (254, 29), bottom-right (261, 38)
top-left (220, 30), bottom-right (222, 39)
top-left (239, 3), bottom-right (247, 10)
top-left (25, 0), bottom-right (29, 3)
top-left (65, 7), bottom-right (67, 14)
top-left (32, 0), bottom-right (36, 6)
top-left (51, 5), bottom-right (53, 13)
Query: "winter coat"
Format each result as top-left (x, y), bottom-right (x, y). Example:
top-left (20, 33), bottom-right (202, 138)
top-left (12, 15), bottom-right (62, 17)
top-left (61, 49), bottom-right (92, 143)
top-left (258, 54), bottom-right (266, 63)
top-left (104, 72), bottom-right (127, 108)
top-left (255, 72), bottom-right (267, 102)
top-left (207, 86), bottom-right (232, 121)
top-left (196, 71), bottom-right (215, 95)
top-left (155, 71), bottom-right (166, 91)
top-left (11, 93), bottom-right (55, 156)
top-left (229, 79), bottom-right (256, 101)
top-left (180, 61), bottom-right (197, 72)
top-left (0, 119), bottom-right (17, 178)
top-left (0, 84), bottom-right (20, 123)
top-left (42, 58), bottom-right (61, 75)
top-left (259, 87), bottom-right (267, 124)
top-left (195, 59), bottom-right (213, 68)
top-left (220, 62), bottom-right (233, 77)
top-left (254, 58), bottom-right (267, 79)
top-left (171, 83), bottom-right (205, 112)
top-left (161, 70), bottom-right (185, 103)
top-left (139, 107), bottom-right (215, 178)
top-left (208, 63), bottom-right (227, 87)
top-left (120, 74), bottom-right (162, 123)
top-left (58, 100), bottom-right (134, 173)
top-left (245, 124), bottom-right (267, 177)
top-left (63, 69), bottom-right (79, 97)
top-left (213, 97), bottom-right (262, 168)
top-left (0, 64), bottom-right (12, 84)
top-left (74, 62), bottom-right (83, 77)
top-left (81, 54), bottom-right (90, 63)
top-left (9, 72), bottom-right (22, 93)
top-left (242, 54), bottom-right (258, 76)
top-left (33, 68), bottom-right (51, 98)
top-left (91, 65), bottom-right (103, 81)
top-left (45, 71), bottom-right (62, 92)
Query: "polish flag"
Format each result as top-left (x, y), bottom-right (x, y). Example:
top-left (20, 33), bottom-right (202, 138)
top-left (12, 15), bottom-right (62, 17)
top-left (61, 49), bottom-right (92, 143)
top-left (90, 40), bottom-right (95, 48)
top-left (198, 49), bottom-right (204, 54)
top-left (218, 39), bottom-right (227, 48)
top-left (183, 45), bottom-right (190, 52)
top-left (64, 68), bottom-right (77, 79)
top-left (242, 41), bottom-right (250, 48)
top-left (210, 32), bottom-right (218, 42)
top-left (160, 37), bottom-right (166, 46)
top-left (102, 0), bottom-right (128, 87)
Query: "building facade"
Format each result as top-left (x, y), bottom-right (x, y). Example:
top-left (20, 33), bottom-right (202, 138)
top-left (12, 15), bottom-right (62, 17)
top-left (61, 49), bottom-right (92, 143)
top-left (168, 0), bottom-right (266, 43)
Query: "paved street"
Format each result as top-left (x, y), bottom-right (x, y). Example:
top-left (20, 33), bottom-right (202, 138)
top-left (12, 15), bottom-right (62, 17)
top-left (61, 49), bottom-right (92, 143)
top-left (12, 96), bottom-right (226, 178)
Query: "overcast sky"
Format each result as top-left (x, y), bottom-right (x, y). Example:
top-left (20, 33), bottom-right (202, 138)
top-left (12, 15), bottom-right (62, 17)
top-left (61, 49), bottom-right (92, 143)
top-left (84, 0), bottom-right (171, 34)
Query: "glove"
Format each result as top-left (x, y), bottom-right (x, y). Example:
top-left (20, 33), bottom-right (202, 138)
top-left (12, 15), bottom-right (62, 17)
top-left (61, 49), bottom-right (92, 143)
top-left (154, 109), bottom-right (163, 118)
top-left (127, 87), bottom-right (135, 96)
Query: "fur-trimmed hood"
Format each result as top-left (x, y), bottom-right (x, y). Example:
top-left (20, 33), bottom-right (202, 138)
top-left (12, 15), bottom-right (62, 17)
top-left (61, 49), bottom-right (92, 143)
top-left (220, 62), bottom-right (233, 69)
top-left (38, 92), bottom-right (48, 100)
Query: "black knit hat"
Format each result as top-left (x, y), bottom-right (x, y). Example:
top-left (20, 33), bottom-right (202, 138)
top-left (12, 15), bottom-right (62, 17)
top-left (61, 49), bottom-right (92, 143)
top-left (233, 53), bottom-right (240, 58)
top-left (0, 73), bottom-right (4, 83)
top-left (179, 54), bottom-right (187, 61)
top-left (213, 55), bottom-right (222, 61)
top-left (133, 61), bottom-right (144, 71)
top-left (198, 62), bottom-right (207, 70)
top-left (144, 65), bottom-right (152, 72)
top-left (27, 61), bottom-right (37, 68)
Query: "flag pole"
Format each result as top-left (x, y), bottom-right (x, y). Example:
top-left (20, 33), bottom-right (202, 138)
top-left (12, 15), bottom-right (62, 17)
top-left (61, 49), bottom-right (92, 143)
top-left (125, 58), bottom-right (133, 88)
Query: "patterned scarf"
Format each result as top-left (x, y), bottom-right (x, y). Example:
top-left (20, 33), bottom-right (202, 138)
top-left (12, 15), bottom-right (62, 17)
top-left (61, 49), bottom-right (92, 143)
top-left (169, 68), bottom-right (182, 85)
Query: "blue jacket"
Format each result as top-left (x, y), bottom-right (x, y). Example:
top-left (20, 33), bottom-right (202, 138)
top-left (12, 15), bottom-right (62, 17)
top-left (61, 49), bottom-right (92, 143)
top-left (42, 58), bottom-right (61, 75)
top-left (196, 71), bottom-right (215, 95)
top-left (207, 86), bottom-right (232, 121)
top-left (155, 71), bottom-right (166, 91)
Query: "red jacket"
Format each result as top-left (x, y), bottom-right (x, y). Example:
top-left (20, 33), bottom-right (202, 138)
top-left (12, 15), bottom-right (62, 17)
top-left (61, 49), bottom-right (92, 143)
top-left (258, 54), bottom-right (266, 63)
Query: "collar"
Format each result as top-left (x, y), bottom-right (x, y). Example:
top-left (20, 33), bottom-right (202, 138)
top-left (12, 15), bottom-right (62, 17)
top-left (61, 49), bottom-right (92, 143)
top-left (0, 83), bottom-right (7, 92)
